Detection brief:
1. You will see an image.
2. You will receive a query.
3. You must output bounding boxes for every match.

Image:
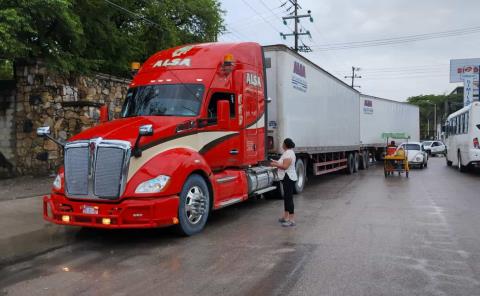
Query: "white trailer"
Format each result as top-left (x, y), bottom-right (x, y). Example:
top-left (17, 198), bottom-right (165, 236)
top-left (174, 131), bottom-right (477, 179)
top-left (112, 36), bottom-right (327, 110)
top-left (360, 94), bottom-right (420, 159)
top-left (263, 45), bottom-right (363, 193)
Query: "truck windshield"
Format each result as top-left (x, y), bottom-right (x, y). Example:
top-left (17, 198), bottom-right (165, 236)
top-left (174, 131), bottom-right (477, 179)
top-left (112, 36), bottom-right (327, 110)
top-left (121, 84), bottom-right (204, 117)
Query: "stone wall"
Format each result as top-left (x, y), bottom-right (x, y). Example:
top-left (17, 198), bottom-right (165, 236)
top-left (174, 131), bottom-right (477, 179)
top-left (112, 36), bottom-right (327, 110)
top-left (0, 80), bottom-right (16, 177)
top-left (14, 62), bottom-right (130, 175)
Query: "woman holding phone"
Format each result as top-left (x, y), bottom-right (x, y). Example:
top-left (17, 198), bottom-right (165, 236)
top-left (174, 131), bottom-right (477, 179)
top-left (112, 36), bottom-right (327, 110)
top-left (270, 138), bottom-right (298, 227)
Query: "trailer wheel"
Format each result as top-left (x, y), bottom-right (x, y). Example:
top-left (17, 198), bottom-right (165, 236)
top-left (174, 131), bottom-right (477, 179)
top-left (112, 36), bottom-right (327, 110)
top-left (359, 151), bottom-right (368, 170)
top-left (294, 158), bottom-right (306, 194)
top-left (176, 174), bottom-right (210, 236)
top-left (353, 153), bottom-right (360, 172)
top-left (365, 151), bottom-right (370, 168)
top-left (346, 153), bottom-right (355, 175)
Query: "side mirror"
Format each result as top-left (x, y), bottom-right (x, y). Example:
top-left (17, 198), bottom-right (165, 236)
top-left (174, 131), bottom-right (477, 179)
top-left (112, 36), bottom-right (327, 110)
top-left (139, 124), bottom-right (153, 136)
top-left (99, 105), bottom-right (109, 123)
top-left (217, 100), bottom-right (230, 130)
top-left (133, 124), bottom-right (154, 157)
top-left (36, 126), bottom-right (64, 147)
top-left (37, 126), bottom-right (51, 137)
top-left (267, 97), bottom-right (272, 103)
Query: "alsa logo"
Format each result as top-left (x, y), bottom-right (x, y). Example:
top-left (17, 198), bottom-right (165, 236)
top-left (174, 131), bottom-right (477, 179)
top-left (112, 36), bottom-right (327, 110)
top-left (153, 45), bottom-right (194, 68)
top-left (153, 58), bottom-right (191, 68)
top-left (246, 73), bottom-right (262, 88)
top-left (172, 45), bottom-right (194, 57)
top-left (293, 61), bottom-right (306, 78)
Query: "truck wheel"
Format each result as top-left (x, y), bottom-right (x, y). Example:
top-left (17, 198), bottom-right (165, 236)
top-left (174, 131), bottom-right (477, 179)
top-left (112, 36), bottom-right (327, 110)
top-left (353, 152), bottom-right (359, 173)
top-left (176, 174), bottom-right (210, 236)
top-left (294, 158), bottom-right (306, 194)
top-left (346, 153), bottom-right (354, 175)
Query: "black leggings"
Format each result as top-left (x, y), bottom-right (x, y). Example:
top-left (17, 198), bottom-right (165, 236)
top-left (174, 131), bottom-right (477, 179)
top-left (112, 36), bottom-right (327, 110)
top-left (282, 174), bottom-right (295, 214)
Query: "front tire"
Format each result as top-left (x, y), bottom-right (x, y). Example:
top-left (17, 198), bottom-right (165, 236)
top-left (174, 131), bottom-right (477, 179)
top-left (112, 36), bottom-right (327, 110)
top-left (176, 174), bottom-right (210, 236)
top-left (294, 158), bottom-right (306, 194)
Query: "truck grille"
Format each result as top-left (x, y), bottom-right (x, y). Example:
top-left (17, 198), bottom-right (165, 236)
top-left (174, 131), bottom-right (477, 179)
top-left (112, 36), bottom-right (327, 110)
top-left (64, 139), bottom-right (131, 200)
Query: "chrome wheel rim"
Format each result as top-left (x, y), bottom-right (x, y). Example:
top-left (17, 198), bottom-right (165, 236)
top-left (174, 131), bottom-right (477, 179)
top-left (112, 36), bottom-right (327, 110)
top-left (184, 186), bottom-right (207, 224)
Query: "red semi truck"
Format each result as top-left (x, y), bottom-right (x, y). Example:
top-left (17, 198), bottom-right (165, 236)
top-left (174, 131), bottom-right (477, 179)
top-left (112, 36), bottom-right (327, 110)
top-left (38, 42), bottom-right (364, 235)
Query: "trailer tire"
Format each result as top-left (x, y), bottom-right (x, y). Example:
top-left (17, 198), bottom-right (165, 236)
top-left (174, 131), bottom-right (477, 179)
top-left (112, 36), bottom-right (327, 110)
top-left (359, 151), bottom-right (368, 170)
top-left (294, 158), bottom-right (306, 194)
top-left (176, 174), bottom-right (210, 236)
top-left (346, 153), bottom-right (355, 175)
top-left (353, 152), bottom-right (359, 173)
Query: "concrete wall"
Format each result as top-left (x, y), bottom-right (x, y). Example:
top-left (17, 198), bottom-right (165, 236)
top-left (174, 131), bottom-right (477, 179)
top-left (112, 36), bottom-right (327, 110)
top-left (13, 62), bottom-right (130, 176)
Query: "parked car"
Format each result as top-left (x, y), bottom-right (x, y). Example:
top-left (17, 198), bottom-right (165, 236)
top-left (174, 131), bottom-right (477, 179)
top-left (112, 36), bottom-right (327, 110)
top-left (422, 140), bottom-right (446, 156)
top-left (400, 142), bottom-right (429, 168)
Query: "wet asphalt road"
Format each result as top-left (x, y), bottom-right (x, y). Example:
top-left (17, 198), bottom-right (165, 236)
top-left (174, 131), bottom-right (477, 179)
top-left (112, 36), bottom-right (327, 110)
top-left (1, 157), bottom-right (480, 296)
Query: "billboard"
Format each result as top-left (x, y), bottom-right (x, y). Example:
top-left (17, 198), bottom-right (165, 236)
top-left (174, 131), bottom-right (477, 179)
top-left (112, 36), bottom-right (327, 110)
top-left (450, 58), bottom-right (480, 83)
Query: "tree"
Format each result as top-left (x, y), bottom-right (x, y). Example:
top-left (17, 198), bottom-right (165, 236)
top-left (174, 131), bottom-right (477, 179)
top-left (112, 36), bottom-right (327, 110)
top-left (407, 94), bottom-right (463, 139)
top-left (0, 0), bottom-right (224, 76)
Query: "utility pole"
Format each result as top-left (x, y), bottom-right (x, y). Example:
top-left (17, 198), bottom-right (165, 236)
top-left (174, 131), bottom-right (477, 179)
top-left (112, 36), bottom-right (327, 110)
top-left (426, 101), bottom-right (437, 139)
top-left (280, 0), bottom-right (314, 53)
top-left (345, 67), bottom-right (362, 88)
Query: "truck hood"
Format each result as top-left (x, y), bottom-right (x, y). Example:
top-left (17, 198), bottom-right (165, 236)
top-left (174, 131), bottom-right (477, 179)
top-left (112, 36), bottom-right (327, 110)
top-left (68, 116), bottom-right (196, 148)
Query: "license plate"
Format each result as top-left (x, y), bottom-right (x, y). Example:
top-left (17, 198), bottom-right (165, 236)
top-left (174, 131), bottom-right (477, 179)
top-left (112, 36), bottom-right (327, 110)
top-left (82, 206), bottom-right (98, 215)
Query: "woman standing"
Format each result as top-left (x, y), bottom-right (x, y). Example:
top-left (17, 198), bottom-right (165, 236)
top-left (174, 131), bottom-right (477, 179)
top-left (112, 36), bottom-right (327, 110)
top-left (271, 138), bottom-right (298, 227)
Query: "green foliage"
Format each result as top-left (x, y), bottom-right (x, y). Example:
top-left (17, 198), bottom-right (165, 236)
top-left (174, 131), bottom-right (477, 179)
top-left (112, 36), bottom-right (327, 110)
top-left (0, 59), bottom-right (14, 80)
top-left (407, 94), bottom-right (463, 139)
top-left (0, 0), bottom-right (224, 76)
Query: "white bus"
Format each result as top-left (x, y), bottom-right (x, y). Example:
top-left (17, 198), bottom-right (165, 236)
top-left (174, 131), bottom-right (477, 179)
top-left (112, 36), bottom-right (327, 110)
top-left (445, 101), bottom-right (480, 171)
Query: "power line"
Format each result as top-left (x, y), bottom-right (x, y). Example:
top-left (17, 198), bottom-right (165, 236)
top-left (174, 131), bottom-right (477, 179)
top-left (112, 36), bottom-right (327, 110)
top-left (104, 0), bottom-right (160, 28)
top-left (240, 0), bottom-right (283, 33)
top-left (311, 25), bottom-right (480, 51)
top-left (362, 73), bottom-right (449, 80)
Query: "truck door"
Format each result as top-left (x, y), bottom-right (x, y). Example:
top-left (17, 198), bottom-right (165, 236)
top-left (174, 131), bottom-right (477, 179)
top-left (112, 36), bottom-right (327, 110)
top-left (201, 91), bottom-right (240, 169)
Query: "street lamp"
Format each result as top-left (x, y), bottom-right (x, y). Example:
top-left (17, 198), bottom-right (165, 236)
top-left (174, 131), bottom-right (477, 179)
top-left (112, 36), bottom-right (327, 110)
top-left (425, 101), bottom-right (437, 140)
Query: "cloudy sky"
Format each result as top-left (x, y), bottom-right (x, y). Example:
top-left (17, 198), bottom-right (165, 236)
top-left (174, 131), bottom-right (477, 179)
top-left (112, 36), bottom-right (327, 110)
top-left (218, 0), bottom-right (480, 101)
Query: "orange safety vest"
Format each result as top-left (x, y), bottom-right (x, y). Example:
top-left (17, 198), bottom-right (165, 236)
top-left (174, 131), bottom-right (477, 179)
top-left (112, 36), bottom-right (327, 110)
top-left (386, 146), bottom-right (397, 156)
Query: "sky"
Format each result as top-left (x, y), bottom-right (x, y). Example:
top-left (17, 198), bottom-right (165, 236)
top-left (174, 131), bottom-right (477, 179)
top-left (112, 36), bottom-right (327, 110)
top-left (218, 0), bottom-right (480, 101)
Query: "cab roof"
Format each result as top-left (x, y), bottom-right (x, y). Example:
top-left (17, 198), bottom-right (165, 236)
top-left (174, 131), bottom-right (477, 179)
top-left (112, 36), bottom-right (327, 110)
top-left (138, 42), bottom-right (263, 74)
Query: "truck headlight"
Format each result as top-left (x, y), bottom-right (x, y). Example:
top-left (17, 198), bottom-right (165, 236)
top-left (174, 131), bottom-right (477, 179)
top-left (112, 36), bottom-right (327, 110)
top-left (53, 174), bottom-right (62, 190)
top-left (135, 175), bottom-right (170, 193)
